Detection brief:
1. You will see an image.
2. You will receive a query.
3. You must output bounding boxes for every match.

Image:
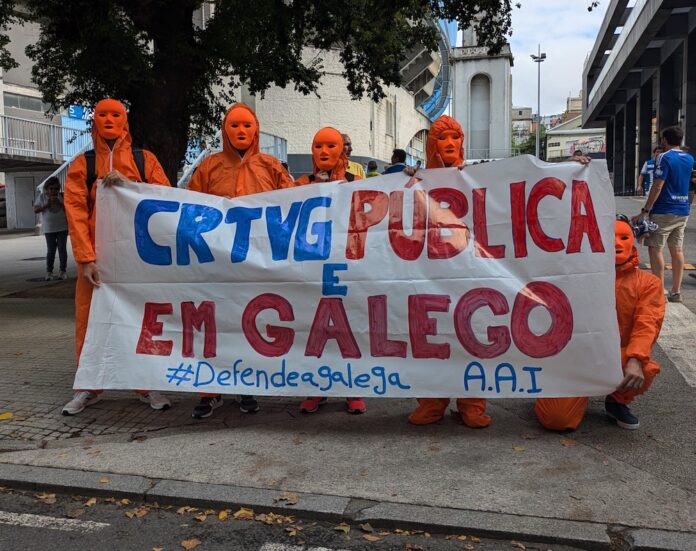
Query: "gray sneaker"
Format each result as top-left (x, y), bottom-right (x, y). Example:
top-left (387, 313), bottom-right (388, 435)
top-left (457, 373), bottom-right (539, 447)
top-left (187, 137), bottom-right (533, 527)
top-left (139, 391), bottom-right (171, 410)
top-left (667, 291), bottom-right (682, 303)
top-left (62, 391), bottom-right (101, 415)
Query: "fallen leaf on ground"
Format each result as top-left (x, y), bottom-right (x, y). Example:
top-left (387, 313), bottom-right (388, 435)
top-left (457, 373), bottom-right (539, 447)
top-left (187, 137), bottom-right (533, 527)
top-left (125, 511), bottom-right (135, 519)
top-left (274, 491), bottom-right (299, 505)
top-left (363, 534), bottom-right (381, 542)
top-left (135, 508), bottom-right (149, 519)
top-left (35, 493), bottom-right (56, 504)
top-left (120, 498), bottom-right (130, 506)
top-left (85, 498), bottom-right (97, 507)
top-left (0, 412), bottom-right (14, 420)
top-left (285, 527), bottom-right (298, 536)
top-left (470, 536), bottom-right (481, 542)
top-left (511, 541), bottom-right (526, 549)
top-left (359, 522), bottom-right (374, 532)
top-left (218, 510), bottom-right (229, 521)
top-left (405, 545), bottom-right (423, 550)
top-left (463, 545), bottom-right (475, 550)
top-left (560, 437), bottom-right (578, 447)
top-left (194, 514), bottom-right (208, 522)
top-left (152, 548), bottom-right (163, 551)
top-left (99, 478), bottom-right (110, 484)
top-left (66, 508), bottom-right (84, 518)
top-left (233, 507), bottom-right (255, 520)
top-left (181, 539), bottom-right (202, 550)
top-left (334, 522), bottom-right (351, 533)
top-left (513, 446), bottom-right (525, 452)
top-left (177, 506), bottom-right (198, 515)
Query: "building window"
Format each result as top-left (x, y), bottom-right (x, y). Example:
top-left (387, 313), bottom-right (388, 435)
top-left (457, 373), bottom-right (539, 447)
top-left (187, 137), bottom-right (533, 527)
top-left (469, 74), bottom-right (491, 157)
top-left (3, 92), bottom-right (52, 113)
top-left (548, 141), bottom-right (561, 147)
top-left (385, 99), bottom-right (394, 137)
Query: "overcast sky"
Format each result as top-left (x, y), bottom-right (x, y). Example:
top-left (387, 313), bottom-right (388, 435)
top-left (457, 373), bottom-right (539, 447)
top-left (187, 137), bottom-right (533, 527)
top-left (505, 0), bottom-right (609, 115)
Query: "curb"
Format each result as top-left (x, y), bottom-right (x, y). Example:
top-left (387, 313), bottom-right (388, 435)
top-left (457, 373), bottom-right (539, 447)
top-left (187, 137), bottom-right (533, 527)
top-left (0, 463), bottom-right (694, 551)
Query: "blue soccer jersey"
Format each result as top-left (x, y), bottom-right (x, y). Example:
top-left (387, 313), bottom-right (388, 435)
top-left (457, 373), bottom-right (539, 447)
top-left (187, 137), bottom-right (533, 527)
top-left (652, 149), bottom-right (693, 216)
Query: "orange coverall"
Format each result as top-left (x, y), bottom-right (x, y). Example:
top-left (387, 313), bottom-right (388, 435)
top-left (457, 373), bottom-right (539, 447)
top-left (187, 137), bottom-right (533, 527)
top-left (64, 99), bottom-right (170, 392)
top-left (408, 115), bottom-right (490, 428)
top-left (535, 230), bottom-right (665, 430)
top-left (188, 103), bottom-right (293, 197)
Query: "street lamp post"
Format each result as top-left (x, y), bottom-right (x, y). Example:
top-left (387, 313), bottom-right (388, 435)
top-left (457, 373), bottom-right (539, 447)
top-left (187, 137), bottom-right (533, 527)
top-left (530, 45), bottom-right (546, 158)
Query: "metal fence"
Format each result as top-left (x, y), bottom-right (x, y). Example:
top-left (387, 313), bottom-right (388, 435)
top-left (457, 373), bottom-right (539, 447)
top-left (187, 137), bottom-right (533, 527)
top-left (0, 114), bottom-right (92, 162)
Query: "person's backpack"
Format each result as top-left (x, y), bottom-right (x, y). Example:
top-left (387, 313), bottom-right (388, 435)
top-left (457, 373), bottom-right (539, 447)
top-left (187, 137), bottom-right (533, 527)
top-left (84, 147), bottom-right (146, 197)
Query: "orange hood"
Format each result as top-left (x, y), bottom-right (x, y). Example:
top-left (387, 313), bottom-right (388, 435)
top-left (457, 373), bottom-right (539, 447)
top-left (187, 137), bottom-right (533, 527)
top-left (426, 115), bottom-right (465, 169)
top-left (310, 127), bottom-right (349, 181)
top-left (91, 98), bottom-right (133, 156)
top-left (221, 103), bottom-right (261, 161)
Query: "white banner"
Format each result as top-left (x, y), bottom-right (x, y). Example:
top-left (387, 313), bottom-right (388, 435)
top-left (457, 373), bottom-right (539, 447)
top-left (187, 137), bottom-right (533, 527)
top-left (75, 155), bottom-right (622, 398)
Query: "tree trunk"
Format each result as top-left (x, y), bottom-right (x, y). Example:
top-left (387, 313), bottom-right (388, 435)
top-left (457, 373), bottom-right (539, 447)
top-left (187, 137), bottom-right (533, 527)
top-left (124, 2), bottom-right (199, 186)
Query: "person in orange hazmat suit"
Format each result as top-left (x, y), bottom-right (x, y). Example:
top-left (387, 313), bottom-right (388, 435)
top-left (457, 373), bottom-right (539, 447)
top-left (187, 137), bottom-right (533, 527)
top-left (187, 103), bottom-right (294, 420)
top-left (535, 218), bottom-right (665, 430)
top-left (62, 98), bottom-right (172, 416)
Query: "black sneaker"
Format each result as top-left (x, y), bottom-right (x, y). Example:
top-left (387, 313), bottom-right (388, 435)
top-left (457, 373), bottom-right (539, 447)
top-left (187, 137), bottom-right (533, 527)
top-left (192, 396), bottom-right (223, 419)
top-left (605, 397), bottom-right (640, 429)
top-left (239, 395), bottom-right (260, 414)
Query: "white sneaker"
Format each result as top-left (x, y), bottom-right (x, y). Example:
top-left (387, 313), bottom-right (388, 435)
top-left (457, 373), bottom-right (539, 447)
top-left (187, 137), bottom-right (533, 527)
top-left (45, 272), bottom-right (54, 281)
top-left (62, 391), bottom-right (100, 415)
top-left (139, 391), bottom-right (171, 410)
top-left (58, 271), bottom-right (67, 280)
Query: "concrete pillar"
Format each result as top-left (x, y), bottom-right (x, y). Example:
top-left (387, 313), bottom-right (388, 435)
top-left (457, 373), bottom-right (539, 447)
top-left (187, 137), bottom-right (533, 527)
top-left (613, 108), bottom-right (625, 194)
top-left (657, 52), bottom-right (678, 129)
top-left (683, 30), bottom-right (696, 148)
top-left (605, 118), bottom-right (614, 173)
top-left (623, 96), bottom-right (637, 193)
top-left (638, 78), bottom-right (654, 171)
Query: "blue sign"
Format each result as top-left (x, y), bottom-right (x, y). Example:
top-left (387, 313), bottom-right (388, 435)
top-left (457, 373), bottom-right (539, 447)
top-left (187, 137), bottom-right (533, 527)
top-left (68, 105), bottom-right (90, 120)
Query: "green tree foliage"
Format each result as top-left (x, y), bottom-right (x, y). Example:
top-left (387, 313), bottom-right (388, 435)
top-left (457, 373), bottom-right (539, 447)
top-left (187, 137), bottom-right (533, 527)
top-left (0, 1), bottom-right (515, 180)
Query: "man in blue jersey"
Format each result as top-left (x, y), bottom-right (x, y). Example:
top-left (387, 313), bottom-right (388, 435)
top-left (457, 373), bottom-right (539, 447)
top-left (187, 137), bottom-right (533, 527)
top-left (637, 146), bottom-right (663, 196)
top-left (634, 126), bottom-right (693, 303)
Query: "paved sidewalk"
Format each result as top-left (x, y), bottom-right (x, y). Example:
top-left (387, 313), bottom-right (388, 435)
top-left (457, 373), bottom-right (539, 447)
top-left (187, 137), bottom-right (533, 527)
top-left (0, 203), bottom-right (694, 548)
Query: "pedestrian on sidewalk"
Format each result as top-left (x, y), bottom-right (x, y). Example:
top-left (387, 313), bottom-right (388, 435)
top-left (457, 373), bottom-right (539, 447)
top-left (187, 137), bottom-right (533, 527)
top-left (633, 126), bottom-right (693, 303)
top-left (295, 126), bottom-right (366, 415)
top-left (637, 146), bottom-right (663, 196)
top-left (535, 217), bottom-right (665, 431)
top-left (187, 102), bottom-right (295, 420)
top-left (34, 176), bottom-right (68, 281)
top-left (62, 98), bottom-right (173, 416)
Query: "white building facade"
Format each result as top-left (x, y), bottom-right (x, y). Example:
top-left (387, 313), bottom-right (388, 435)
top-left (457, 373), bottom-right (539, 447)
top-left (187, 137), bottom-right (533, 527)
top-left (450, 27), bottom-right (513, 161)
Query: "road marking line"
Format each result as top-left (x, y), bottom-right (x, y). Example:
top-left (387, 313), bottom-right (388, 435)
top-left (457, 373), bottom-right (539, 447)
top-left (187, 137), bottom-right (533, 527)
top-left (0, 510), bottom-right (110, 532)
top-left (658, 302), bottom-right (696, 387)
top-left (259, 544), bottom-right (349, 551)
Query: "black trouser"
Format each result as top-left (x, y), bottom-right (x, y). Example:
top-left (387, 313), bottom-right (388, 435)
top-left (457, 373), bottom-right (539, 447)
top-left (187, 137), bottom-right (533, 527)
top-left (45, 230), bottom-right (68, 273)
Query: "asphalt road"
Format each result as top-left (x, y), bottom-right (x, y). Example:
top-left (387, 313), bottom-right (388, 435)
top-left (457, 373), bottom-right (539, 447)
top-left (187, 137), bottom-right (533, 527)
top-left (0, 487), bottom-right (583, 551)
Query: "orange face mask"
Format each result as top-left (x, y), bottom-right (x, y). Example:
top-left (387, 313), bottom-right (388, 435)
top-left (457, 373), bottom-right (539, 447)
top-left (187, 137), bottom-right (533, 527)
top-left (437, 129), bottom-right (464, 166)
top-left (312, 128), bottom-right (343, 171)
top-left (615, 220), bottom-right (634, 266)
top-left (226, 108), bottom-right (258, 151)
top-left (93, 99), bottom-right (127, 140)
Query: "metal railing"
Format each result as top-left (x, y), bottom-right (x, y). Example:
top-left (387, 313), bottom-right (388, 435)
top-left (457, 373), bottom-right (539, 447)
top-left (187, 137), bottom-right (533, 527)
top-left (36, 139), bottom-right (94, 194)
top-left (0, 114), bottom-right (91, 162)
